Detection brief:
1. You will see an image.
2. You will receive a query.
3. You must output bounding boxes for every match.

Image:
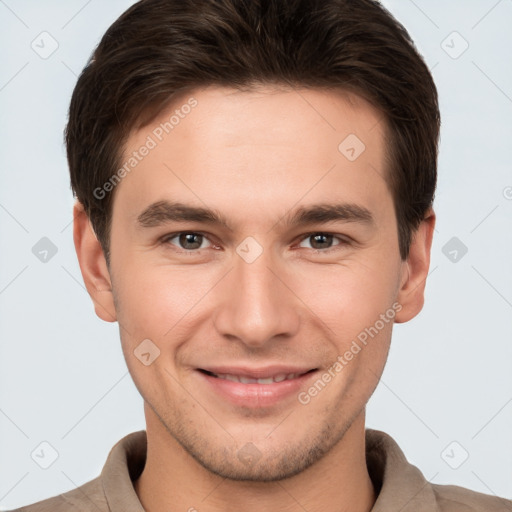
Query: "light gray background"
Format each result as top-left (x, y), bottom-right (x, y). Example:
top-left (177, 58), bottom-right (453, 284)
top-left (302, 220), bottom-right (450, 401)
top-left (1, 0), bottom-right (511, 509)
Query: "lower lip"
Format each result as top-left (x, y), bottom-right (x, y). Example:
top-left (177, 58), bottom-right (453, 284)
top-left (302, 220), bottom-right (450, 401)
top-left (196, 370), bottom-right (317, 408)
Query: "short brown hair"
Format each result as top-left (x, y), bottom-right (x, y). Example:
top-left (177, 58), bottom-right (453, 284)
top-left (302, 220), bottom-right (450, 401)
top-left (66, 0), bottom-right (440, 265)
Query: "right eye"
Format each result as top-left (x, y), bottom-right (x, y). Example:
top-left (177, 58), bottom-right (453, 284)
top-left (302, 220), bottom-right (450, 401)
top-left (160, 231), bottom-right (216, 252)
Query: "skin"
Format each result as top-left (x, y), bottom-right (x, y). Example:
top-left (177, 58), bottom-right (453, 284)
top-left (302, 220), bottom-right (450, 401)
top-left (73, 85), bottom-right (435, 512)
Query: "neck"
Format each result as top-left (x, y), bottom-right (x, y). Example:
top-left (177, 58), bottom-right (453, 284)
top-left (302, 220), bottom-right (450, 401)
top-left (134, 405), bottom-right (376, 512)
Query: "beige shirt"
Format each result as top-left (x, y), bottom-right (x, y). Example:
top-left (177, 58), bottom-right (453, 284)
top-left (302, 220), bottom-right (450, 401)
top-left (9, 429), bottom-right (512, 511)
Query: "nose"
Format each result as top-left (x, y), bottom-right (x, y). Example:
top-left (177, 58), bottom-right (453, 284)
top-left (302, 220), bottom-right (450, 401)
top-left (213, 243), bottom-right (301, 348)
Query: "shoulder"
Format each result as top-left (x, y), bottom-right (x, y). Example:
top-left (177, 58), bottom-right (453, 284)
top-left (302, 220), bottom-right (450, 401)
top-left (5, 476), bottom-right (108, 512)
top-left (365, 428), bottom-right (511, 511)
top-left (432, 482), bottom-right (512, 511)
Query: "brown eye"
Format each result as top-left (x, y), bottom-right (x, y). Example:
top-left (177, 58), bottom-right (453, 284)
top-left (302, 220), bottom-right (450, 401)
top-left (298, 233), bottom-right (347, 252)
top-left (162, 232), bottom-right (210, 251)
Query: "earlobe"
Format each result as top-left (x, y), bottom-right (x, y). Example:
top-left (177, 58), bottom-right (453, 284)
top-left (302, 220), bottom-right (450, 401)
top-left (394, 208), bottom-right (436, 323)
top-left (72, 200), bottom-right (117, 323)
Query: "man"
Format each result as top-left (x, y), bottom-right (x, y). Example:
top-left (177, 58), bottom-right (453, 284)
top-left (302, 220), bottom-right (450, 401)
top-left (10, 0), bottom-right (511, 510)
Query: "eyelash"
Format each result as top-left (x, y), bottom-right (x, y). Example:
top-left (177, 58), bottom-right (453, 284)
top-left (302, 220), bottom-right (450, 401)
top-left (159, 231), bottom-right (351, 254)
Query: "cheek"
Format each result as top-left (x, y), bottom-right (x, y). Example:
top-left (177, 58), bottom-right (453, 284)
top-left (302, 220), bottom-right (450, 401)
top-left (290, 257), bottom-right (400, 335)
top-left (112, 257), bottom-right (218, 340)
top-left (112, 263), bottom-right (191, 396)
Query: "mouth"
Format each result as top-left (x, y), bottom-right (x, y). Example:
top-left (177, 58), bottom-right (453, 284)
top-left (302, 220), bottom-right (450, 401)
top-left (197, 368), bottom-right (317, 384)
top-left (195, 367), bottom-right (319, 408)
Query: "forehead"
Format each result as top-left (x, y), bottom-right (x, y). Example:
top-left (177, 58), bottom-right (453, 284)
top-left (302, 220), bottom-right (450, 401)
top-left (113, 85), bottom-right (391, 229)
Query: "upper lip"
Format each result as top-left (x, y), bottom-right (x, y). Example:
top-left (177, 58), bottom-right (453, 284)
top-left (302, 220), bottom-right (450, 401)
top-left (197, 365), bottom-right (317, 379)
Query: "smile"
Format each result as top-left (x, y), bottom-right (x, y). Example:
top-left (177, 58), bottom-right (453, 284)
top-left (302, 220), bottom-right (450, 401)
top-left (202, 370), bottom-right (311, 384)
top-left (196, 368), bottom-right (319, 408)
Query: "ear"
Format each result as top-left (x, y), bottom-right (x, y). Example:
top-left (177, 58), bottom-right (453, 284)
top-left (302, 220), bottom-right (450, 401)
top-left (394, 208), bottom-right (436, 323)
top-left (73, 200), bottom-right (117, 322)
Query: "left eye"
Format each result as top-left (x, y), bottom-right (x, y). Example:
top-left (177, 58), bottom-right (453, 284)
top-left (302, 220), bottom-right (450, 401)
top-left (297, 233), bottom-right (346, 251)
top-left (162, 232), bottom-right (212, 251)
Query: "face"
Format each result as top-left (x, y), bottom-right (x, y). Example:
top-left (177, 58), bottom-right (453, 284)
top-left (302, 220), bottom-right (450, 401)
top-left (75, 85), bottom-right (434, 481)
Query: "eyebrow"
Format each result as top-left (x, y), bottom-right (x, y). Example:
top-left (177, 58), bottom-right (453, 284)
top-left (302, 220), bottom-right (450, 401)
top-left (136, 200), bottom-right (374, 230)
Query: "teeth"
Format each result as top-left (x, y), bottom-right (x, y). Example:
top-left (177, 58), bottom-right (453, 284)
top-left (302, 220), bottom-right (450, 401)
top-left (215, 372), bottom-right (301, 384)
top-left (239, 376), bottom-right (258, 384)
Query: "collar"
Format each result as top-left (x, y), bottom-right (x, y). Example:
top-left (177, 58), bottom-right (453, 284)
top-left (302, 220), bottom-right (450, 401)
top-left (365, 428), bottom-right (439, 511)
top-left (100, 428), bottom-right (439, 511)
